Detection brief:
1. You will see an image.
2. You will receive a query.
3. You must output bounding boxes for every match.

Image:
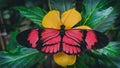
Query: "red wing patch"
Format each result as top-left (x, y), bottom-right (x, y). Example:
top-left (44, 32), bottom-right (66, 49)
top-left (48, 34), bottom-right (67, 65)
top-left (16, 29), bottom-right (40, 48)
top-left (63, 43), bottom-right (81, 54)
top-left (87, 30), bottom-right (109, 49)
top-left (65, 30), bottom-right (83, 42)
top-left (41, 29), bottom-right (60, 43)
top-left (27, 29), bottom-right (39, 48)
top-left (41, 43), bottom-right (60, 53)
top-left (84, 30), bottom-right (109, 50)
top-left (85, 31), bottom-right (97, 49)
top-left (41, 36), bottom-right (61, 53)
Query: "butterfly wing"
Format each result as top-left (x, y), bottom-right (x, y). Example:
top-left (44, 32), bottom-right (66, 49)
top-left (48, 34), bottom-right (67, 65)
top-left (63, 30), bottom-right (83, 54)
top-left (16, 28), bottom-right (61, 54)
top-left (40, 29), bottom-right (61, 53)
top-left (62, 29), bottom-right (109, 54)
top-left (16, 29), bottom-right (40, 48)
top-left (85, 30), bottom-right (109, 50)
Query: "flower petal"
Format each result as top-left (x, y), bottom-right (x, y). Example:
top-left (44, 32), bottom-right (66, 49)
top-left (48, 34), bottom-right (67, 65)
top-left (42, 10), bottom-right (61, 29)
top-left (53, 52), bottom-right (76, 67)
top-left (67, 55), bottom-right (76, 66)
top-left (61, 9), bottom-right (82, 29)
top-left (74, 26), bottom-right (92, 30)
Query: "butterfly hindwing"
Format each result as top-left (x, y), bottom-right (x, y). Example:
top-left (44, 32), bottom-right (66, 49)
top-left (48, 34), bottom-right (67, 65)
top-left (40, 29), bottom-right (61, 53)
top-left (63, 30), bottom-right (83, 54)
top-left (16, 29), bottom-right (41, 48)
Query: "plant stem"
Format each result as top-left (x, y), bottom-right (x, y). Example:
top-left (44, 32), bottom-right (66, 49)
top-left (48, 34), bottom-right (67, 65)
top-left (0, 11), bottom-right (6, 50)
top-left (61, 66), bottom-right (67, 68)
top-left (48, 0), bottom-right (52, 10)
top-left (0, 33), bottom-right (5, 50)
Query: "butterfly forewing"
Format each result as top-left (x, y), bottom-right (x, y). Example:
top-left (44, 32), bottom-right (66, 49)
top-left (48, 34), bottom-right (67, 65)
top-left (85, 30), bottom-right (98, 49)
top-left (88, 30), bottom-right (109, 49)
top-left (16, 29), bottom-right (40, 48)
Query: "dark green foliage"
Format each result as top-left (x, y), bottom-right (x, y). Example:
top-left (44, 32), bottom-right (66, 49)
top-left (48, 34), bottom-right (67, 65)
top-left (97, 42), bottom-right (120, 56)
top-left (0, 47), bottom-right (45, 68)
top-left (15, 7), bottom-right (47, 27)
top-left (49, 0), bottom-right (76, 14)
top-left (6, 31), bottom-right (19, 53)
top-left (79, 0), bottom-right (120, 32)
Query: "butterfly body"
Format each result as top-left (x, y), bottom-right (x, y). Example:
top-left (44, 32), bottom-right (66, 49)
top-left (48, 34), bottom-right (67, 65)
top-left (59, 25), bottom-right (65, 37)
top-left (16, 25), bottom-right (109, 55)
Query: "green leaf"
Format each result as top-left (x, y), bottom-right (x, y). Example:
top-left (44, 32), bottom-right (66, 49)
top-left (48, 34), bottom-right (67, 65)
top-left (93, 10), bottom-right (118, 32)
top-left (97, 42), bottom-right (120, 56)
top-left (87, 51), bottom-right (118, 68)
top-left (49, 0), bottom-right (75, 13)
top-left (80, 0), bottom-right (120, 32)
top-left (111, 57), bottom-right (120, 68)
top-left (73, 55), bottom-right (90, 68)
top-left (68, 56), bottom-right (89, 68)
top-left (14, 6), bottom-right (47, 26)
top-left (92, 42), bottom-right (120, 67)
top-left (69, 51), bottom-right (118, 68)
top-left (95, 54), bottom-right (118, 68)
top-left (6, 31), bottom-right (19, 53)
top-left (0, 47), bottom-right (45, 68)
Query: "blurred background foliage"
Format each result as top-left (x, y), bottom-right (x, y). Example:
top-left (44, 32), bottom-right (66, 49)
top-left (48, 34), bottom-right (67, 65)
top-left (0, 0), bottom-right (120, 68)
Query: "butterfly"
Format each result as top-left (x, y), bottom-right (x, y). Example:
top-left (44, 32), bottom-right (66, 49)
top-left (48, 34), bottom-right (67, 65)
top-left (16, 25), bottom-right (109, 54)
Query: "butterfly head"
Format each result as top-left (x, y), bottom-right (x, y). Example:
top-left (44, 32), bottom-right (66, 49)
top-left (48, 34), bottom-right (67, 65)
top-left (60, 25), bottom-right (65, 30)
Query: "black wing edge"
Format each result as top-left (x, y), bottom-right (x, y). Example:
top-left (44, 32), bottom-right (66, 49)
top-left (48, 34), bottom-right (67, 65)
top-left (16, 29), bottom-right (33, 48)
top-left (92, 31), bottom-right (109, 49)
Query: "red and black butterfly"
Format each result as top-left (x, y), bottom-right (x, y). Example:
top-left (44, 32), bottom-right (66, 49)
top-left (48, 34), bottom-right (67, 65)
top-left (16, 25), bottom-right (109, 54)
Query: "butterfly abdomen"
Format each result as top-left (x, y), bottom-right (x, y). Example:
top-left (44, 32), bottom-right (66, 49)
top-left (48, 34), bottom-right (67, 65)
top-left (60, 25), bottom-right (65, 37)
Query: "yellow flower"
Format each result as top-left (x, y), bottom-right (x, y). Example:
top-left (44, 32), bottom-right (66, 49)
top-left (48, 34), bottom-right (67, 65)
top-left (42, 8), bottom-right (91, 67)
top-left (42, 8), bottom-right (82, 29)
